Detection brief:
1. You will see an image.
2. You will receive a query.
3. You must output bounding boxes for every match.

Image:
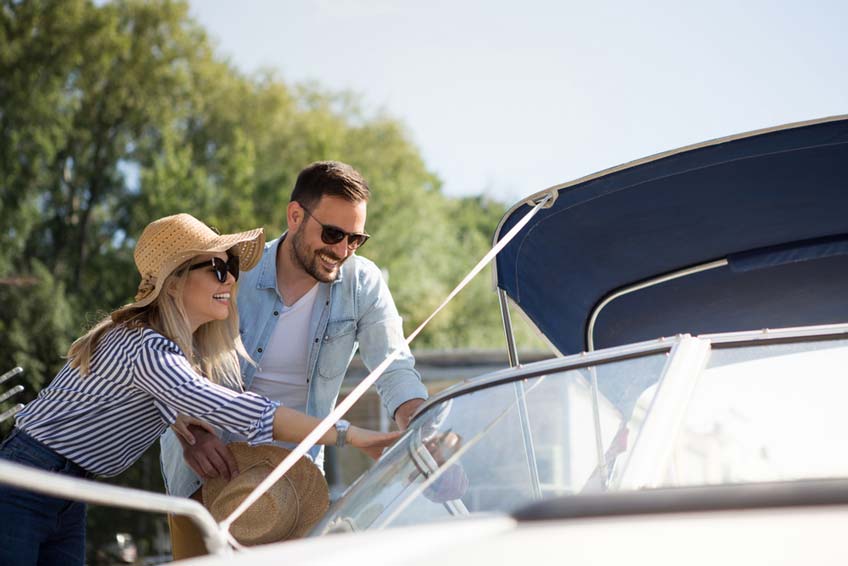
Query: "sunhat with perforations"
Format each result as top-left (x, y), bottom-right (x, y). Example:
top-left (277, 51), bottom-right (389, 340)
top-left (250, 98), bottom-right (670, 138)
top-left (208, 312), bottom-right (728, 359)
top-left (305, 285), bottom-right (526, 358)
top-left (127, 213), bottom-right (265, 309)
top-left (202, 443), bottom-right (330, 545)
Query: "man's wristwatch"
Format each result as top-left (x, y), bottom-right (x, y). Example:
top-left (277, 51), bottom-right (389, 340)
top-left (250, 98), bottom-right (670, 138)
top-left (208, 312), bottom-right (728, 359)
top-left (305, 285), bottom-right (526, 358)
top-left (335, 419), bottom-right (351, 448)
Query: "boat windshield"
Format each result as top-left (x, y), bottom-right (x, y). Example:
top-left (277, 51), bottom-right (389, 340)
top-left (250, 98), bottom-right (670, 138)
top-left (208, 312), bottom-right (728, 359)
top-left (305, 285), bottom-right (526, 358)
top-left (656, 336), bottom-right (848, 487)
top-left (311, 330), bottom-right (848, 534)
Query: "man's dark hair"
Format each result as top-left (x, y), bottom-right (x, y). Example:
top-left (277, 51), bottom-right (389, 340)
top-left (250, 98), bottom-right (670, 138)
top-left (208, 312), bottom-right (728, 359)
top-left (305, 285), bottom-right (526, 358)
top-left (291, 161), bottom-right (371, 209)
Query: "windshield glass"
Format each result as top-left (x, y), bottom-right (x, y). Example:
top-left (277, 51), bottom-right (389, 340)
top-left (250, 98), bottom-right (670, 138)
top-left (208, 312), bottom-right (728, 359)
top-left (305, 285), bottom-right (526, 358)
top-left (312, 332), bottom-right (848, 535)
top-left (312, 351), bottom-right (671, 534)
top-left (656, 337), bottom-right (848, 486)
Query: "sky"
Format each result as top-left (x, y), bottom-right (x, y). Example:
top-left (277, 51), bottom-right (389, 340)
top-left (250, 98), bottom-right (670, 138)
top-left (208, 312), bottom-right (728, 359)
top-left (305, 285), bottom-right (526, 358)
top-left (187, 0), bottom-right (847, 204)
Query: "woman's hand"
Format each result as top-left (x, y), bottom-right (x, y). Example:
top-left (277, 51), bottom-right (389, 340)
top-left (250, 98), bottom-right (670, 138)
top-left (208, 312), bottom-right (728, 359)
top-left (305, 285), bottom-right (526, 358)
top-left (347, 426), bottom-right (403, 460)
top-left (172, 414), bottom-right (216, 446)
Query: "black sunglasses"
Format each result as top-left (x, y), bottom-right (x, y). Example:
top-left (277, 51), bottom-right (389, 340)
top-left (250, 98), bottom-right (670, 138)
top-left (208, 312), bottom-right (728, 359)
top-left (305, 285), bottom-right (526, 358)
top-left (300, 203), bottom-right (370, 250)
top-left (188, 256), bottom-right (240, 283)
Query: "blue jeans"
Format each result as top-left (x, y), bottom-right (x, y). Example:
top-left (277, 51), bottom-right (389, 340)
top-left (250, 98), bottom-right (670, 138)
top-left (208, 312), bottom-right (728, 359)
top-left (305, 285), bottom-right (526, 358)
top-left (0, 428), bottom-right (92, 566)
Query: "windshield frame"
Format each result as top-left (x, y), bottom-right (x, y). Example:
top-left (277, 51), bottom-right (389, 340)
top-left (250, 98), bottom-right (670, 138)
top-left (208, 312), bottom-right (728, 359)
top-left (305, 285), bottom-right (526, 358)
top-left (413, 322), bottom-right (848, 427)
top-left (411, 335), bottom-right (679, 426)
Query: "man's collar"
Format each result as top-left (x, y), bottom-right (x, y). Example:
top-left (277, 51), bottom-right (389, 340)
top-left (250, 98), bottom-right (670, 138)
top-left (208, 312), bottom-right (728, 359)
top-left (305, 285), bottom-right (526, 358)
top-left (255, 236), bottom-right (283, 290)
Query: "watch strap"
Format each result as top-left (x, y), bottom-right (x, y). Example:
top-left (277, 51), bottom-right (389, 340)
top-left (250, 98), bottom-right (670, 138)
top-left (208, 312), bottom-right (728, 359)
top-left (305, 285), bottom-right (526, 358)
top-left (335, 419), bottom-right (350, 448)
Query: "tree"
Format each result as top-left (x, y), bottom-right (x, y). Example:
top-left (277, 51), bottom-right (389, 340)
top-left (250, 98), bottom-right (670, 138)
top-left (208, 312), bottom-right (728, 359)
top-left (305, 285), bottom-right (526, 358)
top-left (0, 261), bottom-right (74, 436)
top-left (0, 0), bottom-right (548, 557)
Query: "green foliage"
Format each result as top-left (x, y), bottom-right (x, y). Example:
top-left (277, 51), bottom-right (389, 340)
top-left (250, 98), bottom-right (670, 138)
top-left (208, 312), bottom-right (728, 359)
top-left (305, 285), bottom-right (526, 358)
top-left (0, 0), bottom-right (550, 556)
top-left (0, 261), bottom-right (75, 437)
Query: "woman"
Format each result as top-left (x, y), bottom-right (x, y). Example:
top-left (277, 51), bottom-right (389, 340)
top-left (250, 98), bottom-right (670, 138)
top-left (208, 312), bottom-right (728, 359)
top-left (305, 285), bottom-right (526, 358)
top-left (0, 213), bottom-right (399, 566)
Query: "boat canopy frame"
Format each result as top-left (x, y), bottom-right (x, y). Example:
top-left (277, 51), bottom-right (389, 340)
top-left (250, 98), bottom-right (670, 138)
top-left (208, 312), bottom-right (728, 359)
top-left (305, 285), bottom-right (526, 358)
top-left (493, 115), bottom-right (848, 358)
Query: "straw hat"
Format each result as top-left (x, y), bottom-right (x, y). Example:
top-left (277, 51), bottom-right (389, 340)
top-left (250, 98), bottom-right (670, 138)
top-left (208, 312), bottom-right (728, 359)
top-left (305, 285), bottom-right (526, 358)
top-left (202, 443), bottom-right (330, 546)
top-left (128, 213), bottom-right (265, 309)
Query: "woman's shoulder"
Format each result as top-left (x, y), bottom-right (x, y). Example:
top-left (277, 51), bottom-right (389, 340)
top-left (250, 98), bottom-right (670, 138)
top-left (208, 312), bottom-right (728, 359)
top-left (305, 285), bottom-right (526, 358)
top-left (89, 324), bottom-right (181, 369)
top-left (120, 325), bottom-right (185, 356)
top-left (139, 327), bottom-right (183, 354)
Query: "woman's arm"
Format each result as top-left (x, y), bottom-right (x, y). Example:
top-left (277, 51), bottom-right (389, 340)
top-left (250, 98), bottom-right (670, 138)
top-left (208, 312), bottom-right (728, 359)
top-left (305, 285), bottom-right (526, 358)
top-left (177, 408), bottom-right (401, 481)
top-left (272, 406), bottom-right (402, 459)
top-left (138, 335), bottom-right (401, 467)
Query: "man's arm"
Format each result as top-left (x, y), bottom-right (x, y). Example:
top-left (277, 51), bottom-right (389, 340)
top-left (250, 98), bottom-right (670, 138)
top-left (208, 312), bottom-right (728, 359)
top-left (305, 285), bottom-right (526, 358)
top-left (394, 397), bottom-right (426, 429)
top-left (355, 262), bottom-right (429, 423)
top-left (178, 426), bottom-right (239, 482)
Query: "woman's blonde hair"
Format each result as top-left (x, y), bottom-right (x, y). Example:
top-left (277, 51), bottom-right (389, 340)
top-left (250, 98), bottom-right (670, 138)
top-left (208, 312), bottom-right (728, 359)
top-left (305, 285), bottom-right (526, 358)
top-left (67, 258), bottom-right (249, 387)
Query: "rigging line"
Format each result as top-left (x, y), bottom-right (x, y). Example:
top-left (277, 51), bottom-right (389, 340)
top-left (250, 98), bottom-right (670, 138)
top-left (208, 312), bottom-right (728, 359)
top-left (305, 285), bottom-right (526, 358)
top-left (220, 196), bottom-right (552, 534)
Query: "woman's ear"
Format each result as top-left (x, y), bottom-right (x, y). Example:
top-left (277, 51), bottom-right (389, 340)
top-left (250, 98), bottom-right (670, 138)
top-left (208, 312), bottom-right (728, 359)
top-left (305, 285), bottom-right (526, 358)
top-left (166, 276), bottom-right (181, 298)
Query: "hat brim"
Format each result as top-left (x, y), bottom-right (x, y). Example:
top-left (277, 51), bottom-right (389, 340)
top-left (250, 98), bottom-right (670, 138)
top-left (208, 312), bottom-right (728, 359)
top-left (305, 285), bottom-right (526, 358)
top-left (125, 227), bottom-right (265, 310)
top-left (203, 443), bottom-right (329, 545)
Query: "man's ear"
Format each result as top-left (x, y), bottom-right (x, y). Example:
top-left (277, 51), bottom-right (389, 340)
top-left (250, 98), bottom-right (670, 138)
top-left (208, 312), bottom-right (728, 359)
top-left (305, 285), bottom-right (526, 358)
top-left (287, 201), bottom-right (304, 232)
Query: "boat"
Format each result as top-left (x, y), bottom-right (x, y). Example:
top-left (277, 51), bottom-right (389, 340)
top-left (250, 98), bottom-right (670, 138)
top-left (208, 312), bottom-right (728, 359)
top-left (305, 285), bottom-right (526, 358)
top-left (251, 114), bottom-right (848, 564)
top-left (3, 115), bottom-right (848, 564)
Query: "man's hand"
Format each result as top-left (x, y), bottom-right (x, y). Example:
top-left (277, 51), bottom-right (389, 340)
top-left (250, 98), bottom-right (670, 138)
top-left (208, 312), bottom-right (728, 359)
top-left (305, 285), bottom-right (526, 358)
top-left (394, 398), bottom-right (426, 430)
top-left (177, 425), bottom-right (239, 482)
top-left (423, 431), bottom-right (461, 465)
top-left (421, 430), bottom-right (468, 502)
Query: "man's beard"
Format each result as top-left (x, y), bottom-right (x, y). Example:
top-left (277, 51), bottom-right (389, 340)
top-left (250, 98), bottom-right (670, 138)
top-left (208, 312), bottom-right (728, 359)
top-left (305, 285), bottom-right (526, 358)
top-left (290, 229), bottom-right (345, 283)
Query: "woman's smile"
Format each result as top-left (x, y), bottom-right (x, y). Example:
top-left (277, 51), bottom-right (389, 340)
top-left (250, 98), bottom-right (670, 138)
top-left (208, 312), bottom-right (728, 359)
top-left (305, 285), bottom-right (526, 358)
top-left (183, 252), bottom-right (235, 332)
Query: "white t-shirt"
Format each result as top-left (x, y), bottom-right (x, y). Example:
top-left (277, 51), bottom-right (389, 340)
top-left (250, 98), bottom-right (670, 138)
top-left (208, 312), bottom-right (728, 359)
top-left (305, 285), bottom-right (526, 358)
top-left (249, 283), bottom-right (319, 414)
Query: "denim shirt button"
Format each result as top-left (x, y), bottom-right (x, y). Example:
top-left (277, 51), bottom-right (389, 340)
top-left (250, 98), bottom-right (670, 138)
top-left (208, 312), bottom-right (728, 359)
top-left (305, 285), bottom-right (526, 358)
top-left (273, 310), bottom-right (279, 316)
top-left (257, 347), bottom-right (263, 353)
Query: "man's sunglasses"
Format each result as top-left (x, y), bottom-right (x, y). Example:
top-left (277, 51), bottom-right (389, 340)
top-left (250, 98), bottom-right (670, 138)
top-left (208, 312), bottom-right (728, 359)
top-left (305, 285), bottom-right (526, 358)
top-left (188, 255), bottom-right (240, 283)
top-left (300, 203), bottom-right (370, 250)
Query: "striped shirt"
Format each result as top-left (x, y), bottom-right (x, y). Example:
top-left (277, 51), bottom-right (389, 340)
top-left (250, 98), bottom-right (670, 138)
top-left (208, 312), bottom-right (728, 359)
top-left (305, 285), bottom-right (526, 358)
top-left (15, 325), bottom-right (278, 477)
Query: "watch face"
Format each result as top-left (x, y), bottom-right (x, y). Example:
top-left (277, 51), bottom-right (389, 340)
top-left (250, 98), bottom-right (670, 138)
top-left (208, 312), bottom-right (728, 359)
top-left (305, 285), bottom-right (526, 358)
top-left (336, 420), bottom-right (349, 448)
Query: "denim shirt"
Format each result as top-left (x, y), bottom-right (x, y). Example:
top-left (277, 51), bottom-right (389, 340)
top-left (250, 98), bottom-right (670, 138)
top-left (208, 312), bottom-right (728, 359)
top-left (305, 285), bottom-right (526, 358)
top-left (160, 235), bottom-right (428, 497)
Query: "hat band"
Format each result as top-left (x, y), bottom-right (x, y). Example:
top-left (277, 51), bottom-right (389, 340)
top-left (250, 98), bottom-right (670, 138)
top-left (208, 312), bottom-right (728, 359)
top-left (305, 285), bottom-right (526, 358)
top-left (134, 273), bottom-right (158, 302)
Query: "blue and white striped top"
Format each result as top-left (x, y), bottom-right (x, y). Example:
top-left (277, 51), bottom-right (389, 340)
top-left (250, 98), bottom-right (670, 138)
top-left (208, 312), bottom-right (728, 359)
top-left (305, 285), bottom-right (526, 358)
top-left (15, 325), bottom-right (278, 477)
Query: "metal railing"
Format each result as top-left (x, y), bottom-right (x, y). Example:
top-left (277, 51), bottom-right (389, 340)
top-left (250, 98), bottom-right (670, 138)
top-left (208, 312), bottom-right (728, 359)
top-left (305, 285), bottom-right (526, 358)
top-left (0, 365), bottom-right (232, 556)
top-left (0, 366), bottom-right (25, 423)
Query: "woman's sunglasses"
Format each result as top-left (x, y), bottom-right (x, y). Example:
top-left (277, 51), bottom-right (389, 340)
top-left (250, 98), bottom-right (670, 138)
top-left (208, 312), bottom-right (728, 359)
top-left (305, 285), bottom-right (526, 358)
top-left (188, 256), bottom-right (240, 283)
top-left (300, 203), bottom-right (370, 250)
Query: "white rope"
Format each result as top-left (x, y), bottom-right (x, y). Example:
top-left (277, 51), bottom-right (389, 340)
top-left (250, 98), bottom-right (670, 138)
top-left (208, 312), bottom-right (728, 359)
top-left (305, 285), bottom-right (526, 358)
top-left (220, 196), bottom-right (550, 535)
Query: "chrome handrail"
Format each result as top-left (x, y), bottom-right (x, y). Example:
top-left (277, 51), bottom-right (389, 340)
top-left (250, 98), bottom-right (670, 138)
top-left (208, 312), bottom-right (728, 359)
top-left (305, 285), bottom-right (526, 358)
top-left (0, 460), bottom-right (231, 556)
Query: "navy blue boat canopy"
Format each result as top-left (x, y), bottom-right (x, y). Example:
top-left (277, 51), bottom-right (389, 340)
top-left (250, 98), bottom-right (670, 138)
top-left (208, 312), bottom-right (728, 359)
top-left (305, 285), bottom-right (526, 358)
top-left (494, 116), bottom-right (848, 356)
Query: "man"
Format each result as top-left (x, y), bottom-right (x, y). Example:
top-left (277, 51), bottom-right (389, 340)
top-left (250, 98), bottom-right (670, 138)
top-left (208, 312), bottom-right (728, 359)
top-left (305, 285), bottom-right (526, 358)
top-left (160, 161), bottom-right (428, 557)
